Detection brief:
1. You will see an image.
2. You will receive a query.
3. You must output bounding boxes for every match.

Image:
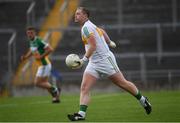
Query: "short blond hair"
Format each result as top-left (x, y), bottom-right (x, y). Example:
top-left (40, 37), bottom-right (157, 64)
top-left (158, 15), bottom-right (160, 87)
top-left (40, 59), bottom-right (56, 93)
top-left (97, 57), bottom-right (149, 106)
top-left (77, 7), bottom-right (90, 18)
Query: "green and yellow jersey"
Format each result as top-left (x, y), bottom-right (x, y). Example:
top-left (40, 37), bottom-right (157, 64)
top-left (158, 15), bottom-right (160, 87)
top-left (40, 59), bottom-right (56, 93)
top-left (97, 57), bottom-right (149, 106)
top-left (29, 36), bottom-right (51, 66)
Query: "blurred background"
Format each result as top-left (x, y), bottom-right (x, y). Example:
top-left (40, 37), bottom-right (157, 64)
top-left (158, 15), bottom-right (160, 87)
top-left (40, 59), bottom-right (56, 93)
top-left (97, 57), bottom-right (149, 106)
top-left (0, 0), bottom-right (180, 97)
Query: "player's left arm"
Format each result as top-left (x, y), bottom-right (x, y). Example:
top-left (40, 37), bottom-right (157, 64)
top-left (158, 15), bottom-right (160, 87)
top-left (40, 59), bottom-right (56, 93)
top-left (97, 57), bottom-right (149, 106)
top-left (100, 28), bottom-right (116, 48)
top-left (41, 44), bottom-right (53, 58)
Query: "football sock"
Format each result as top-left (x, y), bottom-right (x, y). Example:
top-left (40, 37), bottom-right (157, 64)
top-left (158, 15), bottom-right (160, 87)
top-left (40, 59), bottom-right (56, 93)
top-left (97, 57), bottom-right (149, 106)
top-left (51, 85), bottom-right (56, 92)
top-left (78, 105), bottom-right (88, 117)
top-left (135, 90), bottom-right (142, 100)
top-left (50, 85), bottom-right (58, 96)
top-left (80, 105), bottom-right (88, 112)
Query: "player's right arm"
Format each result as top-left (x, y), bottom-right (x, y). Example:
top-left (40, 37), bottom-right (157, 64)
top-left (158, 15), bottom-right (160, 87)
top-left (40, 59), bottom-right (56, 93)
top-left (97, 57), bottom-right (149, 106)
top-left (73, 26), bottom-right (96, 69)
top-left (21, 49), bottom-right (32, 61)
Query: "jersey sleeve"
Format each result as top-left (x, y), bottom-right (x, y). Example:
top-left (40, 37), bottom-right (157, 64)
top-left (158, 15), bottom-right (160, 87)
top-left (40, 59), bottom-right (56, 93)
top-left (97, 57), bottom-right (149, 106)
top-left (42, 41), bottom-right (49, 48)
top-left (39, 39), bottom-right (49, 49)
top-left (82, 26), bottom-right (94, 38)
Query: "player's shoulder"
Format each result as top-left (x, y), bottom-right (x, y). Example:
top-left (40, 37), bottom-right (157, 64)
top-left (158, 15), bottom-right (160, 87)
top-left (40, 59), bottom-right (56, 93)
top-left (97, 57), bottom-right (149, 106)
top-left (35, 36), bottom-right (47, 45)
top-left (82, 22), bottom-right (88, 31)
top-left (36, 36), bottom-right (43, 41)
top-left (82, 20), bottom-right (95, 32)
top-left (85, 20), bottom-right (95, 27)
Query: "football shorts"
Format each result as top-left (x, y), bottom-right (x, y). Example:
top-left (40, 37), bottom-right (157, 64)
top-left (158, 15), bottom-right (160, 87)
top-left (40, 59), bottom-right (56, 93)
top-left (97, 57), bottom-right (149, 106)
top-left (85, 52), bottom-right (120, 78)
top-left (36, 64), bottom-right (52, 77)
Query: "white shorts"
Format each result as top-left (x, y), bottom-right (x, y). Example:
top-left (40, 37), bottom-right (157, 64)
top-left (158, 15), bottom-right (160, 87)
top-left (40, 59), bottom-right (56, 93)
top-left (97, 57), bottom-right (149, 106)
top-left (36, 64), bottom-right (52, 77)
top-left (85, 52), bottom-right (120, 79)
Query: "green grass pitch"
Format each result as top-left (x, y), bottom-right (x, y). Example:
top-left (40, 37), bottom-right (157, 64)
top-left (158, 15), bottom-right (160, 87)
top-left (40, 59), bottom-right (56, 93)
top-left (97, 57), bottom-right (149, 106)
top-left (0, 90), bottom-right (180, 122)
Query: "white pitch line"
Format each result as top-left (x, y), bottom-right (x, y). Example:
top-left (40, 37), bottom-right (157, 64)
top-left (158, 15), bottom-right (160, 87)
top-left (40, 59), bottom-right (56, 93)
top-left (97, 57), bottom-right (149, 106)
top-left (0, 103), bottom-right (17, 107)
top-left (0, 100), bottom-right (50, 108)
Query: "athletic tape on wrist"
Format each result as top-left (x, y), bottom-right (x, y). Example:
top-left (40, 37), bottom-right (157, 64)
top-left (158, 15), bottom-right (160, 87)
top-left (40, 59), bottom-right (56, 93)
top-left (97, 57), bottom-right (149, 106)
top-left (82, 56), bottom-right (88, 62)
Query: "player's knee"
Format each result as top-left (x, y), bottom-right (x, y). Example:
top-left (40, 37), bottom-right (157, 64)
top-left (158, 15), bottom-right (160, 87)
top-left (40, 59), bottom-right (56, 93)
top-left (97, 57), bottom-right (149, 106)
top-left (34, 78), bottom-right (42, 87)
top-left (34, 81), bottom-right (40, 87)
top-left (81, 85), bottom-right (86, 92)
top-left (81, 84), bottom-right (89, 94)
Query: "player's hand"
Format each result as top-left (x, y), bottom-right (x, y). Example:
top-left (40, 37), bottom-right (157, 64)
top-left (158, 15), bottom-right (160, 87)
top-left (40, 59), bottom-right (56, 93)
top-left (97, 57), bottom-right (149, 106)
top-left (109, 40), bottom-right (116, 48)
top-left (73, 56), bottom-right (88, 69)
top-left (34, 53), bottom-right (42, 60)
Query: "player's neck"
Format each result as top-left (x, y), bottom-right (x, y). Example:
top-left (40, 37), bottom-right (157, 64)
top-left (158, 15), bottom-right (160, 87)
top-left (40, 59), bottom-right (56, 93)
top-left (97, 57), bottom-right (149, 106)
top-left (80, 19), bottom-right (89, 27)
top-left (30, 36), bottom-right (37, 41)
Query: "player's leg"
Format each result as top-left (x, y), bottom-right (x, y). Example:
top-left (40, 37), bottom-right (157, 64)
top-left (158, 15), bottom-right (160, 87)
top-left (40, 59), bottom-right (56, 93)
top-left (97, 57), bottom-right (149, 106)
top-left (34, 76), bottom-right (51, 89)
top-left (34, 76), bottom-right (59, 103)
top-left (51, 77), bottom-right (62, 101)
top-left (67, 71), bottom-right (98, 121)
top-left (107, 52), bottom-right (151, 114)
top-left (35, 64), bottom-right (60, 103)
top-left (109, 72), bottom-right (138, 96)
top-left (79, 72), bottom-right (97, 109)
top-left (108, 72), bottom-right (152, 114)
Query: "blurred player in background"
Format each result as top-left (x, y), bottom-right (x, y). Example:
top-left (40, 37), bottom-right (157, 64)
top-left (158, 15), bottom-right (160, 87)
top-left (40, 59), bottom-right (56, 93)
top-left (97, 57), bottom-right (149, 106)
top-left (21, 27), bottom-right (60, 103)
top-left (67, 7), bottom-right (152, 121)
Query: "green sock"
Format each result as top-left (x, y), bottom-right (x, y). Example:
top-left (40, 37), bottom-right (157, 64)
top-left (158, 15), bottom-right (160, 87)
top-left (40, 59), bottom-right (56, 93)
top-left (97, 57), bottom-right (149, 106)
top-left (80, 105), bottom-right (88, 112)
top-left (50, 85), bottom-right (55, 92)
top-left (50, 85), bottom-right (57, 96)
top-left (135, 90), bottom-right (142, 100)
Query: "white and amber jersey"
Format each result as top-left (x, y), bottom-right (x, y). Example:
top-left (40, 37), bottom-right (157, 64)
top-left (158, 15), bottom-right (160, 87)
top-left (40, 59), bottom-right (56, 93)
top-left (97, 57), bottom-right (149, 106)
top-left (81, 20), bottom-right (111, 63)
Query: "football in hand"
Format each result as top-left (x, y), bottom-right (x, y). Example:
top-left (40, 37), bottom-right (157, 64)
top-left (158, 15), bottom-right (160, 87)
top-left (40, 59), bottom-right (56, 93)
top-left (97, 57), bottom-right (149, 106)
top-left (65, 54), bottom-right (81, 69)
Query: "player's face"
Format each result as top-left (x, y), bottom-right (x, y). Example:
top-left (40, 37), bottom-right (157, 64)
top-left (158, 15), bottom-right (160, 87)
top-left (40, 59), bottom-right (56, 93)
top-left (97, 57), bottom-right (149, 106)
top-left (26, 30), bottom-right (35, 40)
top-left (74, 9), bottom-right (86, 23)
